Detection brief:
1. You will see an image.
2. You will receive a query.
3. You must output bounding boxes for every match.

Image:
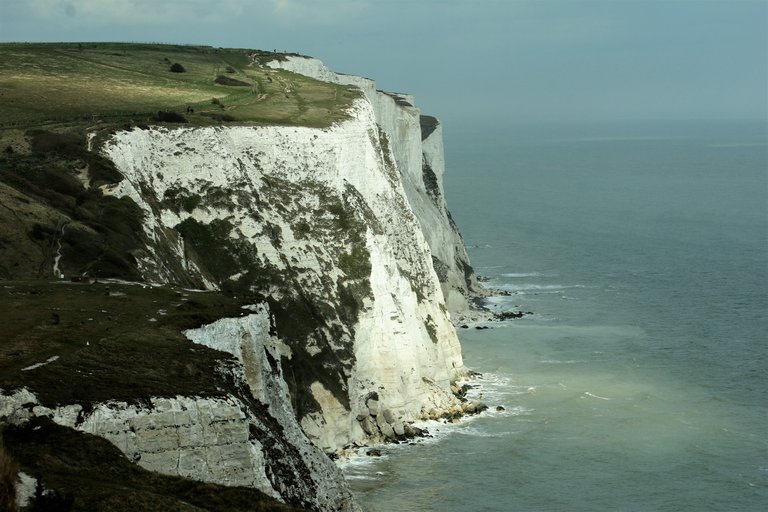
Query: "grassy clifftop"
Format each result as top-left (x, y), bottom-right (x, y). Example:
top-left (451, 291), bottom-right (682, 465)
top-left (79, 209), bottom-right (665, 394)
top-left (0, 42), bottom-right (359, 129)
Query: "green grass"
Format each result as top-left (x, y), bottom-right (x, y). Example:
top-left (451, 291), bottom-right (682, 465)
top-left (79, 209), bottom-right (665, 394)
top-left (0, 129), bottom-right (149, 281)
top-left (0, 42), bottom-right (360, 130)
top-left (0, 280), bottom-right (254, 407)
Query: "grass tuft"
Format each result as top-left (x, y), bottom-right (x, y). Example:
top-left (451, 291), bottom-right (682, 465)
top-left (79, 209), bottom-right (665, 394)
top-left (0, 444), bottom-right (17, 512)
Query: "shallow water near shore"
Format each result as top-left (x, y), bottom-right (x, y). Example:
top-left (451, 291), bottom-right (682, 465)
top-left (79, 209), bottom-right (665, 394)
top-left (343, 120), bottom-right (767, 511)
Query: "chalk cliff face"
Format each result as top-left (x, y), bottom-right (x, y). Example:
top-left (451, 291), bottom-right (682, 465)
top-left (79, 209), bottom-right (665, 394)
top-left (102, 95), bottom-right (467, 451)
top-left (1, 56), bottom-right (480, 511)
top-left (266, 56), bottom-right (482, 314)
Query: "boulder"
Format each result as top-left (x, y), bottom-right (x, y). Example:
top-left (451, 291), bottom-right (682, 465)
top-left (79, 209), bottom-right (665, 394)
top-left (379, 422), bottom-right (396, 440)
top-left (403, 424), bottom-right (425, 438)
top-left (360, 416), bottom-right (378, 436)
top-left (376, 414), bottom-right (395, 440)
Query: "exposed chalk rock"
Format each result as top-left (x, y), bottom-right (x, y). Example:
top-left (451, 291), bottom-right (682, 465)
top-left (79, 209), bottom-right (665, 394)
top-left (2, 373), bottom-right (358, 512)
top-left (102, 96), bottom-right (468, 453)
top-left (16, 472), bottom-right (37, 509)
top-left (266, 55), bottom-right (484, 315)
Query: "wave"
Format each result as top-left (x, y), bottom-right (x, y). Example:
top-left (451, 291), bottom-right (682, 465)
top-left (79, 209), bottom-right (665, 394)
top-left (459, 374), bottom-right (538, 406)
top-left (500, 272), bottom-right (549, 278)
top-left (451, 426), bottom-right (518, 438)
top-left (343, 473), bottom-right (381, 481)
top-left (557, 135), bottom-right (691, 143)
top-left (338, 372), bottom-right (531, 479)
top-left (582, 391), bottom-right (612, 401)
top-left (496, 283), bottom-right (587, 294)
top-left (710, 142), bottom-right (767, 148)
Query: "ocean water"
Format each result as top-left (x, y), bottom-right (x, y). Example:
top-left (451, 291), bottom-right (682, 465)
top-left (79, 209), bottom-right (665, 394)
top-left (342, 119), bottom-right (768, 511)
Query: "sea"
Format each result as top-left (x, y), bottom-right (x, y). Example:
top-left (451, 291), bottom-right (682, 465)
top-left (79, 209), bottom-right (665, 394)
top-left (341, 119), bottom-right (768, 511)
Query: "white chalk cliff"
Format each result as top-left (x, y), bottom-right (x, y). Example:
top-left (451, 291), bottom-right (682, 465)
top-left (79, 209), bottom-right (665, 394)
top-left (1, 56), bottom-right (481, 511)
top-left (267, 56), bottom-right (482, 314)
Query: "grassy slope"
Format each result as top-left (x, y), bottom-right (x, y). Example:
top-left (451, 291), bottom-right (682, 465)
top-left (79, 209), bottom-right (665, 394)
top-left (0, 281), bottom-right (252, 406)
top-left (0, 42), bottom-right (359, 129)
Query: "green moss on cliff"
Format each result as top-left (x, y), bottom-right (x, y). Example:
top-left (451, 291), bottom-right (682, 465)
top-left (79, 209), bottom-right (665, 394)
top-left (338, 246), bottom-right (371, 280)
top-left (0, 130), bottom-right (146, 281)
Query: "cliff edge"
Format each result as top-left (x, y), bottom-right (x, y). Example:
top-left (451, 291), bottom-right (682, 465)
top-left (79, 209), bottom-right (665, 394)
top-left (266, 56), bottom-right (483, 316)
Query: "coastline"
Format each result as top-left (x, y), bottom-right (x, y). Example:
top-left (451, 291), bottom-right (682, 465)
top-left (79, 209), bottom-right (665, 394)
top-left (334, 290), bottom-right (533, 469)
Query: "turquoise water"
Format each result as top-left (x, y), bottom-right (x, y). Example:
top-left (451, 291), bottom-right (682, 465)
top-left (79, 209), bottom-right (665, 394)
top-left (343, 120), bottom-right (767, 511)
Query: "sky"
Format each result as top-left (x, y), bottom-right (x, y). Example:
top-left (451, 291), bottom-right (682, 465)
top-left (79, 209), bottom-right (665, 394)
top-left (1, 0), bottom-right (766, 127)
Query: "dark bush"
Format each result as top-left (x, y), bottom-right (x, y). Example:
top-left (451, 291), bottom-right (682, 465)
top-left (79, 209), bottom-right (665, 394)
top-left (29, 223), bottom-right (56, 241)
top-left (29, 477), bottom-right (74, 511)
top-left (28, 130), bottom-right (83, 155)
top-left (201, 113), bottom-right (236, 122)
top-left (214, 75), bottom-right (250, 87)
top-left (156, 111), bottom-right (187, 123)
top-left (40, 167), bottom-right (82, 197)
top-left (169, 62), bottom-right (186, 73)
top-left (0, 445), bottom-right (17, 512)
top-left (88, 153), bottom-right (123, 186)
top-left (181, 195), bottom-right (202, 213)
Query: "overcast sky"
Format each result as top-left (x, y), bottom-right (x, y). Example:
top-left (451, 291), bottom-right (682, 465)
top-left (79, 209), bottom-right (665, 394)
top-left (1, 0), bottom-right (766, 126)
